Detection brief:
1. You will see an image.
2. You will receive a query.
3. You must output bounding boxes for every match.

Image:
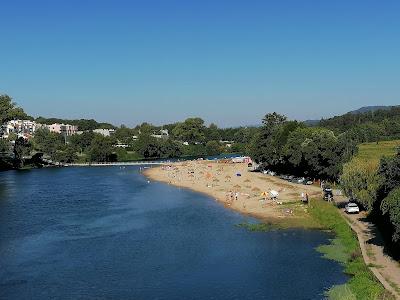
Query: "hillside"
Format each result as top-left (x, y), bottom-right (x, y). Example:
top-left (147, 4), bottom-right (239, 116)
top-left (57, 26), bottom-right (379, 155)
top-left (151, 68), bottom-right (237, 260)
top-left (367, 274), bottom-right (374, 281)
top-left (348, 105), bottom-right (396, 115)
top-left (319, 106), bottom-right (400, 134)
top-left (304, 105), bottom-right (397, 127)
top-left (355, 140), bottom-right (399, 165)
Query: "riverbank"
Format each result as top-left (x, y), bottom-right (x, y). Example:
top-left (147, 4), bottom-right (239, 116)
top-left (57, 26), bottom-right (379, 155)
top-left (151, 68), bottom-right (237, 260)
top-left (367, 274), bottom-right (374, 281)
top-left (145, 160), bottom-right (323, 228)
top-left (145, 160), bottom-right (394, 299)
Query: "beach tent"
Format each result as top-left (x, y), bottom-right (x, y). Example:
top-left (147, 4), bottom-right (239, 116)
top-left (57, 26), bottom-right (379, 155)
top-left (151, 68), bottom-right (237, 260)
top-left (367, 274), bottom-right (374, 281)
top-left (269, 190), bottom-right (279, 199)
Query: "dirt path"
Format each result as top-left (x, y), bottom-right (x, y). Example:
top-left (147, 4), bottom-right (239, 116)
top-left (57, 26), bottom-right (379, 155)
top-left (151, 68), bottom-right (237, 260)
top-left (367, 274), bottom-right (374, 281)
top-left (336, 197), bottom-right (400, 299)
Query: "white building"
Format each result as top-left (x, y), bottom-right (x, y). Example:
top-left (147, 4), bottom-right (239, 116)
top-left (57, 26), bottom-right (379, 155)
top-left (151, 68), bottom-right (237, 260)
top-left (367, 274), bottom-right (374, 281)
top-left (47, 123), bottom-right (78, 136)
top-left (93, 128), bottom-right (116, 137)
top-left (2, 120), bottom-right (37, 139)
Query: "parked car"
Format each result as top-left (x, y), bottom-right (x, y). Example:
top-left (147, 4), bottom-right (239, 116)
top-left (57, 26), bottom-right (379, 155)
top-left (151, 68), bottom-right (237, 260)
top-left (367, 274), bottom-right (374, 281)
top-left (305, 180), bottom-right (314, 185)
top-left (345, 203), bottom-right (360, 214)
top-left (297, 177), bottom-right (306, 184)
top-left (323, 188), bottom-right (334, 201)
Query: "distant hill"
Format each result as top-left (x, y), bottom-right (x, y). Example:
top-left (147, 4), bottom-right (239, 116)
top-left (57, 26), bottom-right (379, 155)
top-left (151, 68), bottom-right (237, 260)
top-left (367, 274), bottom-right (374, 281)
top-left (303, 119), bottom-right (320, 126)
top-left (304, 105), bottom-right (399, 127)
top-left (319, 105), bottom-right (400, 133)
top-left (348, 105), bottom-right (396, 115)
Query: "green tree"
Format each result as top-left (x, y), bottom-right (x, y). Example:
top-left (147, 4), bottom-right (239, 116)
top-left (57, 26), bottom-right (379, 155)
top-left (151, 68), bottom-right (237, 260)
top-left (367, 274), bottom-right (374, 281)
top-left (135, 122), bottom-right (157, 136)
top-left (172, 118), bottom-right (206, 144)
top-left (32, 128), bottom-right (64, 159)
top-left (135, 135), bottom-right (162, 158)
top-left (13, 137), bottom-right (32, 168)
top-left (262, 112), bottom-right (287, 135)
top-left (159, 139), bottom-right (182, 158)
top-left (53, 144), bottom-right (78, 163)
top-left (249, 114), bottom-right (296, 166)
top-left (68, 131), bottom-right (96, 153)
top-left (341, 158), bottom-right (383, 211)
top-left (380, 187), bottom-right (400, 242)
top-left (0, 94), bottom-right (29, 124)
top-left (7, 132), bottom-right (17, 141)
top-left (205, 140), bottom-right (222, 156)
top-left (88, 135), bottom-right (116, 162)
top-left (205, 123), bottom-right (221, 142)
top-left (114, 125), bottom-right (135, 145)
top-left (378, 153), bottom-right (400, 194)
top-left (0, 139), bottom-right (10, 152)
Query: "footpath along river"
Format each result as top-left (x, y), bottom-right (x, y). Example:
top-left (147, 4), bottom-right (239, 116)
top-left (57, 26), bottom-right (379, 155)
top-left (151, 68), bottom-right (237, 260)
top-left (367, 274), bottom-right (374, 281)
top-left (0, 166), bottom-right (347, 299)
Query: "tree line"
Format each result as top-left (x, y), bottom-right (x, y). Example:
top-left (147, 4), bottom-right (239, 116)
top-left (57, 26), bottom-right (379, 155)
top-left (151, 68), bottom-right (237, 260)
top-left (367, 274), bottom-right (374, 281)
top-left (341, 150), bottom-right (400, 257)
top-left (318, 106), bottom-right (400, 143)
top-left (248, 112), bottom-right (358, 181)
top-left (0, 94), bottom-right (258, 167)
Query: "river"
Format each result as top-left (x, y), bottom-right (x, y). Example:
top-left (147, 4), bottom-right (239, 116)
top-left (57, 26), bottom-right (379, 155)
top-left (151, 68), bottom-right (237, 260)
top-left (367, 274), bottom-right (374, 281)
top-left (0, 167), bottom-right (347, 299)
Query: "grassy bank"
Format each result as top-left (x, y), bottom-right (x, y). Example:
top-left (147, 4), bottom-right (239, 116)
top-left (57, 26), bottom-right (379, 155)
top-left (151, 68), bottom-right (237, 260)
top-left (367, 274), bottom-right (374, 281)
top-left (238, 199), bottom-right (391, 299)
top-left (309, 199), bottom-right (392, 300)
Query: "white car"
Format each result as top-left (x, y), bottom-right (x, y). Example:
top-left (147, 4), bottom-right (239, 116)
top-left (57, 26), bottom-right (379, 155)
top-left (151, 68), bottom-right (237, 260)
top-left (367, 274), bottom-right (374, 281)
top-left (345, 203), bottom-right (360, 214)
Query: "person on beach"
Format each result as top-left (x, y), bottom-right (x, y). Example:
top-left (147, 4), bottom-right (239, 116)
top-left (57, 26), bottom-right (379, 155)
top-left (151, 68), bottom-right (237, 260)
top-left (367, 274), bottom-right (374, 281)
top-left (235, 192), bottom-right (239, 201)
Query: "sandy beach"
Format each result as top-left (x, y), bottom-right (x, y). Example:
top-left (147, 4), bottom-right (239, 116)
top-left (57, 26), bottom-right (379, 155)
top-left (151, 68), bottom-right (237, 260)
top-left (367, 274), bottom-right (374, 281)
top-left (145, 160), bottom-right (323, 225)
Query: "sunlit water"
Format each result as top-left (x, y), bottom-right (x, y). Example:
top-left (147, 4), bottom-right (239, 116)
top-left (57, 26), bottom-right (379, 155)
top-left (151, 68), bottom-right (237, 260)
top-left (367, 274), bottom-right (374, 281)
top-left (0, 167), bottom-right (347, 299)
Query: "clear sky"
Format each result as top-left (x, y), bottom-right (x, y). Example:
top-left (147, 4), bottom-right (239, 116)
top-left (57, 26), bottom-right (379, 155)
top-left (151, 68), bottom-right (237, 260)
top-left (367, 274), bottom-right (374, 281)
top-left (1, 0), bottom-right (399, 127)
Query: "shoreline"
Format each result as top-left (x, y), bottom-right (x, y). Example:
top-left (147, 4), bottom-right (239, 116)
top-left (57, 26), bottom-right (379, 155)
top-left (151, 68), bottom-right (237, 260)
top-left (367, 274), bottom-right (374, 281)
top-left (144, 160), bottom-right (324, 228)
top-left (145, 159), bottom-right (395, 299)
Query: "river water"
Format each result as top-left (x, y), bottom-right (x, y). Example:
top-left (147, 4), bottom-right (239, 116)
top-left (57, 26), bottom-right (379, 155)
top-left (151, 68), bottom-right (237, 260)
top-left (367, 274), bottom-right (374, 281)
top-left (0, 167), bottom-right (347, 299)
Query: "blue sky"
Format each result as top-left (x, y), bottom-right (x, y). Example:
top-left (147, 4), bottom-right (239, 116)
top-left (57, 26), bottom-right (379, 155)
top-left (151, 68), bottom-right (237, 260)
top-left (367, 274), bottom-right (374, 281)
top-left (1, 0), bottom-right (399, 127)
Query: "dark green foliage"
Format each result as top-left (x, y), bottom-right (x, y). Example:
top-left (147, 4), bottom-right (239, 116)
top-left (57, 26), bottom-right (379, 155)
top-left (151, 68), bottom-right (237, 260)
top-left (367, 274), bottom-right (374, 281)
top-left (250, 113), bottom-right (356, 180)
top-left (0, 94), bottom-right (30, 124)
top-left (379, 153), bottom-right (400, 194)
top-left (88, 135), bottom-right (116, 162)
top-left (0, 139), bottom-right (10, 152)
top-left (381, 188), bottom-right (400, 242)
top-left (205, 123), bottom-right (221, 141)
top-left (134, 122), bottom-right (157, 136)
top-left (205, 140), bottom-right (222, 156)
top-left (320, 106), bottom-right (400, 142)
top-left (181, 144), bottom-right (207, 157)
top-left (68, 131), bottom-right (96, 153)
top-left (53, 144), bottom-right (78, 163)
top-left (114, 125), bottom-right (136, 145)
top-left (134, 135), bottom-right (182, 159)
top-left (32, 128), bottom-right (64, 160)
top-left (35, 117), bottom-right (115, 131)
top-left (172, 117), bottom-right (206, 145)
top-left (13, 137), bottom-right (32, 168)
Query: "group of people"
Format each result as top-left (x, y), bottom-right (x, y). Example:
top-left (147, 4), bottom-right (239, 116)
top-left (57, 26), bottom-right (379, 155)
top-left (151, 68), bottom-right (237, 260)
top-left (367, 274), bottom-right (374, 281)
top-left (226, 190), bottom-right (239, 204)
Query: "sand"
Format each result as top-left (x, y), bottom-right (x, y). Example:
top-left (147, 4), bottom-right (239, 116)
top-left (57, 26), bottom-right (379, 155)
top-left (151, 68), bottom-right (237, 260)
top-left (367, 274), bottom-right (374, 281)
top-left (144, 160), bottom-right (323, 222)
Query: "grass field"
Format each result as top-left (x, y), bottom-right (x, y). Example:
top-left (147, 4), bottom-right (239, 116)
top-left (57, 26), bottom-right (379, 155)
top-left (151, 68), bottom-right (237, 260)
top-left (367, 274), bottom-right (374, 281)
top-left (356, 140), bottom-right (399, 164)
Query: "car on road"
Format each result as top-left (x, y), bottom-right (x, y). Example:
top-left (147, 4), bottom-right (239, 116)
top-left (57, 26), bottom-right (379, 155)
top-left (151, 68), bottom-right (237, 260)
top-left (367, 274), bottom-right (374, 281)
top-left (345, 202), bottom-right (360, 214)
top-left (323, 187), bottom-right (334, 201)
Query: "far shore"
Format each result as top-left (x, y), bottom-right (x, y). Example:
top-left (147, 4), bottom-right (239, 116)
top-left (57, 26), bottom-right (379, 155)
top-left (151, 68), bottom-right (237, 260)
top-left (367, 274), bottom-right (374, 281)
top-left (144, 160), bottom-right (325, 227)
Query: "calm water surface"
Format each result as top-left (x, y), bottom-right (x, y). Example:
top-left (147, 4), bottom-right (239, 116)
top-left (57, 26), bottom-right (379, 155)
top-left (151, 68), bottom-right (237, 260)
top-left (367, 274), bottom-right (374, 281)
top-left (0, 167), bottom-right (347, 299)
